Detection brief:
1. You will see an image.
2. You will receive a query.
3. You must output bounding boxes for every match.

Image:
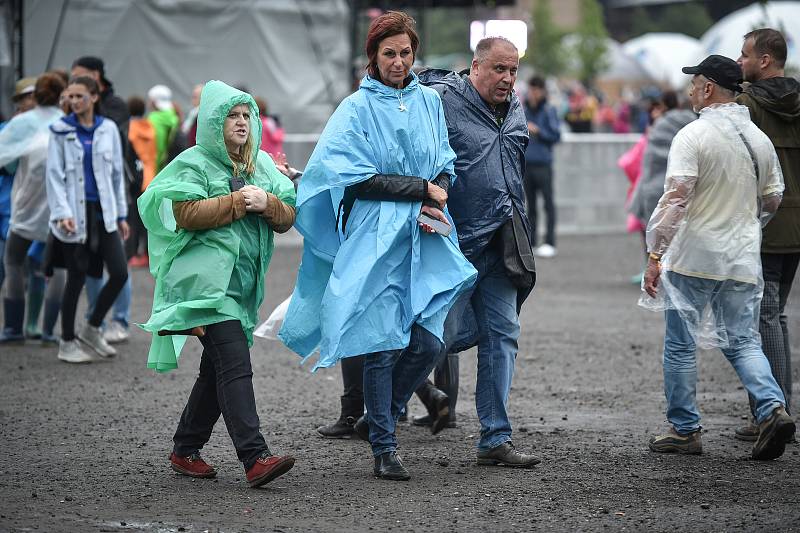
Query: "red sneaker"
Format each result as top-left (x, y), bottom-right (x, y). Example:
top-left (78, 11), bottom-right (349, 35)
top-left (169, 452), bottom-right (217, 478)
top-left (246, 452), bottom-right (295, 488)
top-left (128, 254), bottom-right (149, 268)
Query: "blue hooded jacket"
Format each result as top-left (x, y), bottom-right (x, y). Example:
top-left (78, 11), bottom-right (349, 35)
top-left (279, 73), bottom-right (477, 370)
top-left (417, 69), bottom-right (531, 259)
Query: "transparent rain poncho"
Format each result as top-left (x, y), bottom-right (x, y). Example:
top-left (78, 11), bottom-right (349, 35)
top-left (639, 102), bottom-right (784, 349)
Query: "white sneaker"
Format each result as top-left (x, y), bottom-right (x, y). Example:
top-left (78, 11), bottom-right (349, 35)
top-left (78, 324), bottom-right (117, 358)
top-left (58, 339), bottom-right (93, 364)
top-left (104, 321), bottom-right (130, 344)
top-left (534, 244), bottom-right (557, 258)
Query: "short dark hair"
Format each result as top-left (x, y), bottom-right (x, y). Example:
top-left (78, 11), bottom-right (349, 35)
top-left (661, 90), bottom-right (679, 111)
top-left (365, 11), bottom-right (419, 79)
top-left (127, 96), bottom-right (145, 117)
top-left (744, 28), bottom-right (787, 68)
top-left (528, 76), bottom-right (545, 89)
top-left (34, 72), bottom-right (66, 107)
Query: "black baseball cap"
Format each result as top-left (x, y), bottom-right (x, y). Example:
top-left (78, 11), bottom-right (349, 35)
top-left (682, 55), bottom-right (743, 93)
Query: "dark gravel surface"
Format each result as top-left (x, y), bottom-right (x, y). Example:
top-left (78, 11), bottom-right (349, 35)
top-left (1, 234), bottom-right (798, 533)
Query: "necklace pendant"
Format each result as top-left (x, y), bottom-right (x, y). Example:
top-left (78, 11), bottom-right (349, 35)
top-left (398, 103), bottom-right (407, 112)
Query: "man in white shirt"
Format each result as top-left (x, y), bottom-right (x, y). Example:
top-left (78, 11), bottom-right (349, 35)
top-left (641, 55), bottom-right (795, 460)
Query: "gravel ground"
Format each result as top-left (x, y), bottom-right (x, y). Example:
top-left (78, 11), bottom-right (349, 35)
top-left (1, 233), bottom-right (798, 533)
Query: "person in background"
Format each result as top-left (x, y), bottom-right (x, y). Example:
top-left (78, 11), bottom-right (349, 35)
top-left (734, 28), bottom-right (800, 440)
top-left (71, 57), bottom-right (132, 344)
top-left (253, 96), bottom-right (285, 156)
top-left (70, 56), bottom-right (129, 133)
top-left (0, 78), bottom-right (38, 293)
top-left (126, 96), bottom-right (157, 269)
top-left (523, 76), bottom-right (561, 259)
top-left (46, 76), bottom-right (129, 363)
top-left (0, 73), bottom-right (67, 344)
top-left (146, 85), bottom-right (180, 174)
top-left (182, 83), bottom-right (203, 147)
top-left (627, 91), bottom-right (696, 284)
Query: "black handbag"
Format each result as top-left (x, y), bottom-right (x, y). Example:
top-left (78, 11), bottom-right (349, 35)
top-left (500, 205), bottom-right (537, 291)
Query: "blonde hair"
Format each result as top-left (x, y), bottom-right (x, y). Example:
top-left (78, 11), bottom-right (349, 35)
top-left (228, 128), bottom-right (256, 177)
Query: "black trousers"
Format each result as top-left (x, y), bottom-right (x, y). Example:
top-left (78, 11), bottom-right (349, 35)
top-left (173, 320), bottom-right (269, 470)
top-left (749, 252), bottom-right (800, 415)
top-left (340, 355), bottom-right (365, 417)
top-left (524, 163), bottom-right (556, 247)
top-left (59, 212), bottom-right (128, 341)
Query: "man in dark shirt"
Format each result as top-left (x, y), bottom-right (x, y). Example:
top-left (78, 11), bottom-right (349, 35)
top-left (71, 56), bottom-right (130, 134)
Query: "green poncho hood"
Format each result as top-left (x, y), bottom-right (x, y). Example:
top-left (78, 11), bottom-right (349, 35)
top-left (138, 80), bottom-right (296, 372)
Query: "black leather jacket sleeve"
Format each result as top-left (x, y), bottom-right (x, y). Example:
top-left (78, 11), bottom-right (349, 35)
top-left (423, 172), bottom-right (451, 208)
top-left (340, 174), bottom-right (426, 232)
top-left (352, 174), bottom-right (427, 202)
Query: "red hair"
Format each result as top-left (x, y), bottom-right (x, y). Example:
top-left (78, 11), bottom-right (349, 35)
top-left (365, 11), bottom-right (419, 79)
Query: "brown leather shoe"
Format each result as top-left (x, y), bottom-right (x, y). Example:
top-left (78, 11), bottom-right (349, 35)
top-left (246, 452), bottom-right (295, 488)
top-left (169, 452), bottom-right (217, 478)
top-left (752, 406), bottom-right (796, 461)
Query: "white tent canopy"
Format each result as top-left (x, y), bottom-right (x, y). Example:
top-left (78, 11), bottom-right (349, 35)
top-left (622, 32), bottom-right (704, 89)
top-left (561, 35), bottom-right (654, 81)
top-left (20, 0), bottom-right (351, 134)
top-left (700, 1), bottom-right (800, 70)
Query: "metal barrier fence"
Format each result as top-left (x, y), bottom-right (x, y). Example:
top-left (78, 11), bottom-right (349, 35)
top-left (275, 132), bottom-right (643, 247)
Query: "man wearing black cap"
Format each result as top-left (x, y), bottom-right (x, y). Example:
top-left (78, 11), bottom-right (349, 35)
top-left (640, 55), bottom-right (795, 460)
top-left (71, 56), bottom-right (129, 132)
top-left (733, 29), bottom-right (800, 441)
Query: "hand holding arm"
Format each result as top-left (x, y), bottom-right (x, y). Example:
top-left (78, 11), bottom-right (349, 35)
top-left (241, 185), bottom-right (269, 212)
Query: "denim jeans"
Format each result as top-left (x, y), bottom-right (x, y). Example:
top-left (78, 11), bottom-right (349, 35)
top-left (172, 320), bottom-right (269, 471)
top-left (443, 240), bottom-right (520, 451)
top-left (363, 324), bottom-right (444, 456)
top-left (85, 273), bottom-right (131, 328)
top-left (663, 272), bottom-right (785, 434)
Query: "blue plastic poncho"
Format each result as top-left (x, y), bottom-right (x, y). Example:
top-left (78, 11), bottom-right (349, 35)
top-left (279, 73), bottom-right (477, 370)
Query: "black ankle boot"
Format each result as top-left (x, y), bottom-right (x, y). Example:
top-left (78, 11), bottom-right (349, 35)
top-left (317, 398), bottom-right (362, 439)
top-left (353, 415), bottom-right (370, 442)
top-left (415, 380), bottom-right (450, 435)
top-left (373, 451), bottom-right (410, 481)
top-left (317, 414), bottom-right (358, 438)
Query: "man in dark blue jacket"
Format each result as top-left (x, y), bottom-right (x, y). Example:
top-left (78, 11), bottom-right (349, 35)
top-left (416, 37), bottom-right (539, 468)
top-left (524, 76), bottom-right (561, 257)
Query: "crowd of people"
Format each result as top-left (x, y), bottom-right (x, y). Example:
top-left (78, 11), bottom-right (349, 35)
top-left (0, 12), bottom-right (797, 489)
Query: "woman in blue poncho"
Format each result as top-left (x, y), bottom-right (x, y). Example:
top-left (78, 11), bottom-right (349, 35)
top-left (279, 11), bottom-right (477, 481)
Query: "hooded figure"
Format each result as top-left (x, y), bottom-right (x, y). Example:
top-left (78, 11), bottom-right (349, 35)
top-left (738, 77), bottom-right (800, 252)
top-left (138, 80), bottom-right (296, 373)
top-left (278, 72), bottom-right (477, 369)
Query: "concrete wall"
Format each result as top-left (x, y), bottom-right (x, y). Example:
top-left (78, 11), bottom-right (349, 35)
top-left (274, 132), bottom-right (641, 247)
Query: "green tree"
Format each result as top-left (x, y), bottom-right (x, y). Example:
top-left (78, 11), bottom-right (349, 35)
top-left (627, 2), bottom-right (713, 41)
top-left (527, 0), bottom-right (566, 77)
top-left (573, 0), bottom-right (609, 86)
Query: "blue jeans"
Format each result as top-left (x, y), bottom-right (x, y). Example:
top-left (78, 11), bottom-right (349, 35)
top-left (444, 242), bottom-right (520, 451)
top-left (663, 272), bottom-right (785, 434)
top-left (85, 273), bottom-right (131, 328)
top-left (363, 324), bottom-right (444, 456)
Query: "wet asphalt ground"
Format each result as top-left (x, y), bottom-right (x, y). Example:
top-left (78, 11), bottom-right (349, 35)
top-left (1, 233), bottom-right (798, 532)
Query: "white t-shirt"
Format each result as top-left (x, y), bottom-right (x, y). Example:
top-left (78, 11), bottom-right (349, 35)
top-left (664, 102), bottom-right (784, 284)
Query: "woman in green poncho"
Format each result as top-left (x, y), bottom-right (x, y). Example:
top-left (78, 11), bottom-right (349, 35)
top-left (138, 80), bottom-right (297, 488)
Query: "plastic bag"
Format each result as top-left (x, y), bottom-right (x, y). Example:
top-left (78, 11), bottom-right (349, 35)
top-left (254, 296), bottom-right (291, 340)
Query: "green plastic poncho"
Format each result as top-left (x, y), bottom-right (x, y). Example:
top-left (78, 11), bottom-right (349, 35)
top-left (138, 80), bottom-right (296, 372)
